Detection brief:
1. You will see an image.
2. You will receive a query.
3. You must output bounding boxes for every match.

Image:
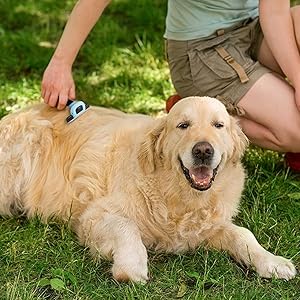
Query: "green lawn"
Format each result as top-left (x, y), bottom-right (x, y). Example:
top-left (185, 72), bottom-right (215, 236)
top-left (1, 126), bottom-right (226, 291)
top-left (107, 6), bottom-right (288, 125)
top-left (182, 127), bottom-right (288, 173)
top-left (0, 1), bottom-right (299, 299)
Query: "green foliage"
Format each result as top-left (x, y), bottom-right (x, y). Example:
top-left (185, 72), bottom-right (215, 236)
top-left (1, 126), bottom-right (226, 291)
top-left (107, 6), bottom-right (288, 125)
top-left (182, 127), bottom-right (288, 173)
top-left (0, 1), bottom-right (299, 299)
top-left (37, 268), bottom-right (77, 292)
top-left (0, 0), bottom-right (171, 119)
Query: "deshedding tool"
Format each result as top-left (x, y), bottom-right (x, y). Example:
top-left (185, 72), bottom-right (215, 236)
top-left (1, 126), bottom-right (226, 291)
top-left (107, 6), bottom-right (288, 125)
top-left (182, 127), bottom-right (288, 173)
top-left (66, 99), bottom-right (90, 124)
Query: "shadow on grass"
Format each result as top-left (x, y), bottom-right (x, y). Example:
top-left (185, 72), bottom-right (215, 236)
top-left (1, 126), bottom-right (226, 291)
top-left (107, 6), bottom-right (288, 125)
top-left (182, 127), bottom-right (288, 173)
top-left (0, 0), bottom-right (167, 78)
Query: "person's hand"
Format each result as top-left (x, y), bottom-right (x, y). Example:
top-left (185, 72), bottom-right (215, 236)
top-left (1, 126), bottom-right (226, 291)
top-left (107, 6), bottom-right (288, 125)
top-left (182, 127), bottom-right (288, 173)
top-left (41, 58), bottom-right (75, 110)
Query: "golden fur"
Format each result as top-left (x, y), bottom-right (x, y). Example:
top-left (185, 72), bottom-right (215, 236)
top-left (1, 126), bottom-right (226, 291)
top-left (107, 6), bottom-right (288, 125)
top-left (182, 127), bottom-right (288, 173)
top-left (0, 96), bottom-right (296, 282)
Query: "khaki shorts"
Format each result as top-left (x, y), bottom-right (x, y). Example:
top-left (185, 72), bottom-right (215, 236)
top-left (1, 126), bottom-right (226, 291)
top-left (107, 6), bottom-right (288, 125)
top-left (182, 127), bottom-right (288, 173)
top-left (166, 18), bottom-right (272, 115)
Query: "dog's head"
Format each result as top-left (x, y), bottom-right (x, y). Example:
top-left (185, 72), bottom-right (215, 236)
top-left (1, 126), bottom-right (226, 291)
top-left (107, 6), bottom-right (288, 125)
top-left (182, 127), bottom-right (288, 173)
top-left (138, 96), bottom-right (248, 191)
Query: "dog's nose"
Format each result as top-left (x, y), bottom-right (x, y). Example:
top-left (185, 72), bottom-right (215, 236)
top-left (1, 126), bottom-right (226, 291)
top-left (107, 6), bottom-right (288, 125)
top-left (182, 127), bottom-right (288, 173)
top-left (192, 141), bottom-right (214, 163)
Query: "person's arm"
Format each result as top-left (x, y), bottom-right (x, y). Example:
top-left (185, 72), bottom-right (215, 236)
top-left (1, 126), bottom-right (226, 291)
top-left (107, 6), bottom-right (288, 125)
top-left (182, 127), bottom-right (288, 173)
top-left (42, 0), bottom-right (111, 110)
top-left (259, 0), bottom-right (300, 100)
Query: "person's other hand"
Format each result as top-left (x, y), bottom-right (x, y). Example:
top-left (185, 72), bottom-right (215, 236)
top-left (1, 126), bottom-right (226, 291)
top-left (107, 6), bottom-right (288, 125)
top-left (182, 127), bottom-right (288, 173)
top-left (41, 59), bottom-right (75, 110)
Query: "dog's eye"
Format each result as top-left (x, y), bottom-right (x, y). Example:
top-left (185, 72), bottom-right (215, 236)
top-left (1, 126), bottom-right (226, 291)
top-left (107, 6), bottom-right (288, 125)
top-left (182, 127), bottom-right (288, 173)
top-left (177, 121), bottom-right (190, 129)
top-left (213, 122), bottom-right (224, 129)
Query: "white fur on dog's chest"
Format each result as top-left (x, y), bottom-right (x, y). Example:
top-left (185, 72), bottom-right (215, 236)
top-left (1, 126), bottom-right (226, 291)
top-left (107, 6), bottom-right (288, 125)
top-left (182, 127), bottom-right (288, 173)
top-left (135, 176), bottom-right (225, 252)
top-left (140, 200), bottom-right (222, 252)
top-left (163, 213), bottom-right (218, 252)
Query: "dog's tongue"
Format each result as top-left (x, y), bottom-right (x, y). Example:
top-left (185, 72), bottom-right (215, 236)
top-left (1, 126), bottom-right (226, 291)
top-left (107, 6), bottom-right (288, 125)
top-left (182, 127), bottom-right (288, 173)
top-left (189, 166), bottom-right (213, 187)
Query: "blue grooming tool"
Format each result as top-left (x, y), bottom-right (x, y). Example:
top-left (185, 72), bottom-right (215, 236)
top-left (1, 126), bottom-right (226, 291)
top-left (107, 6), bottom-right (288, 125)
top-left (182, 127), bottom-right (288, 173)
top-left (66, 99), bottom-right (90, 124)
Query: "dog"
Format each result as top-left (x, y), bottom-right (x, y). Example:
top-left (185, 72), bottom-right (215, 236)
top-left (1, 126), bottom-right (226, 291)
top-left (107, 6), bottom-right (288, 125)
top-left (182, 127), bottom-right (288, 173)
top-left (0, 96), bottom-right (296, 282)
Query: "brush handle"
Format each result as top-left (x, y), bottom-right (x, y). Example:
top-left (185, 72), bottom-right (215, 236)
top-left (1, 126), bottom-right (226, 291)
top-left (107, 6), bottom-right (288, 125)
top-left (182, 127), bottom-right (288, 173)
top-left (66, 99), bottom-right (74, 106)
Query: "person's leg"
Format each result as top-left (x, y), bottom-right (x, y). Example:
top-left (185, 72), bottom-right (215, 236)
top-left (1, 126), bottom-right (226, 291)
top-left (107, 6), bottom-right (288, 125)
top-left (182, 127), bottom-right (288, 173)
top-left (257, 39), bottom-right (283, 76)
top-left (238, 73), bottom-right (300, 152)
top-left (237, 5), bottom-right (300, 154)
top-left (291, 6), bottom-right (300, 48)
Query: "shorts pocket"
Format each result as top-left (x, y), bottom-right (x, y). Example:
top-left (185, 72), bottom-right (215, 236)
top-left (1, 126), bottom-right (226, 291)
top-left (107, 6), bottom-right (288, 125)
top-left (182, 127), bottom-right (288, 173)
top-left (189, 42), bottom-right (253, 80)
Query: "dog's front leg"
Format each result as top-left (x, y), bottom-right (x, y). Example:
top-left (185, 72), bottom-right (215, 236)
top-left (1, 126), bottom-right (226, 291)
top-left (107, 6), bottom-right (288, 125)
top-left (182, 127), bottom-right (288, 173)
top-left (206, 223), bottom-right (296, 280)
top-left (78, 205), bottom-right (148, 283)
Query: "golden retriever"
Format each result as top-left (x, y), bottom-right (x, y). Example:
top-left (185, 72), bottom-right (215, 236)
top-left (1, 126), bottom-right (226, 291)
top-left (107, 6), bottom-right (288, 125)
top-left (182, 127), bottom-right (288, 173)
top-left (0, 96), bottom-right (296, 282)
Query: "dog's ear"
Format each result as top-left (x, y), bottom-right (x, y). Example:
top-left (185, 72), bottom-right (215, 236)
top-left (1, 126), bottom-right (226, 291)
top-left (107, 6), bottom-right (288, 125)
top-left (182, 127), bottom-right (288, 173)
top-left (229, 116), bottom-right (249, 163)
top-left (138, 117), bottom-right (166, 174)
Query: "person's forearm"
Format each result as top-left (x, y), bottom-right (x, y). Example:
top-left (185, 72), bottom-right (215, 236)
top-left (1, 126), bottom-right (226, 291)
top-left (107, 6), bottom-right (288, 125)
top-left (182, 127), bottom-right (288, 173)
top-left (51, 0), bottom-right (111, 66)
top-left (259, 0), bottom-right (300, 84)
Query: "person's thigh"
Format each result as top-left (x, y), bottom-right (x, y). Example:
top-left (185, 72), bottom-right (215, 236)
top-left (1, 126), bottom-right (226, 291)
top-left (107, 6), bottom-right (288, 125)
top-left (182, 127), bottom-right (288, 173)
top-left (238, 72), bottom-right (300, 152)
top-left (257, 39), bottom-right (283, 76)
top-left (291, 5), bottom-right (300, 48)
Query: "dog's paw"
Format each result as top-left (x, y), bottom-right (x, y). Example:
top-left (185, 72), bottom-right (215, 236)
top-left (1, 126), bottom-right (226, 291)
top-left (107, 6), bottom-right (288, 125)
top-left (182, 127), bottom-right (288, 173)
top-left (112, 259), bottom-right (148, 283)
top-left (112, 245), bottom-right (148, 283)
top-left (256, 254), bottom-right (297, 280)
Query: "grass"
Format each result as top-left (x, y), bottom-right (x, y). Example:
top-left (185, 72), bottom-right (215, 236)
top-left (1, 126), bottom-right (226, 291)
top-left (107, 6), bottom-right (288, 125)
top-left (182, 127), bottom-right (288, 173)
top-left (0, 0), bottom-right (171, 117)
top-left (0, 0), bottom-right (300, 299)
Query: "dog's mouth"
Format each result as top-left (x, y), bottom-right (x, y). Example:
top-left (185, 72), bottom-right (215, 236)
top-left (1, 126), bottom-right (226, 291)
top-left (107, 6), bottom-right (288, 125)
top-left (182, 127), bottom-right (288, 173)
top-left (179, 157), bottom-right (219, 191)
